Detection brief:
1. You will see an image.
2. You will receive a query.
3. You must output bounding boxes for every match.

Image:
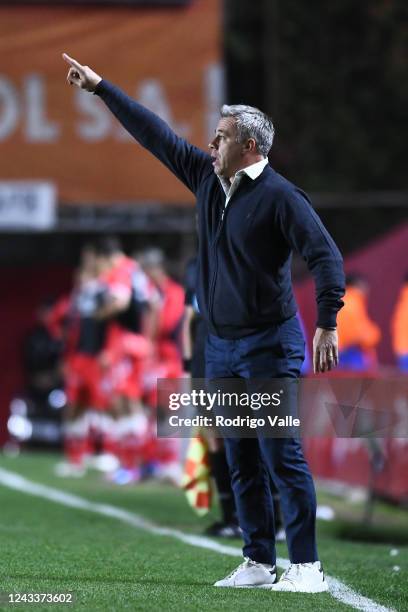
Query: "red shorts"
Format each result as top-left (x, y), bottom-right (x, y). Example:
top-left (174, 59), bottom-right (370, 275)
top-left (106, 356), bottom-right (142, 400)
top-left (157, 340), bottom-right (183, 378)
top-left (103, 325), bottom-right (151, 401)
top-left (65, 353), bottom-right (108, 410)
top-left (142, 348), bottom-right (183, 410)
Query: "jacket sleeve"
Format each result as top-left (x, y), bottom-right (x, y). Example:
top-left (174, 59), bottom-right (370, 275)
top-left (94, 80), bottom-right (213, 194)
top-left (278, 188), bottom-right (345, 329)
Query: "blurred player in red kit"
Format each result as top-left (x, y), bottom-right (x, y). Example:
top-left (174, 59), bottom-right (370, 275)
top-left (95, 237), bottom-right (157, 484)
top-left (140, 248), bottom-right (185, 484)
top-left (54, 244), bottom-right (111, 477)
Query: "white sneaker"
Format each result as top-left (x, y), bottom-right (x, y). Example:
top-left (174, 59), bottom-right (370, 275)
top-left (214, 557), bottom-right (276, 588)
top-left (86, 453), bottom-right (120, 473)
top-left (273, 561), bottom-right (329, 593)
top-left (54, 462), bottom-right (86, 478)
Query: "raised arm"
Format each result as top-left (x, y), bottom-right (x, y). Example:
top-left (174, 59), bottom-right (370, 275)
top-left (278, 188), bottom-right (345, 373)
top-left (63, 53), bottom-right (213, 194)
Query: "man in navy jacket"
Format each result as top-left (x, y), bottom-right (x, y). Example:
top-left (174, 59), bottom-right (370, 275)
top-left (64, 53), bottom-right (344, 593)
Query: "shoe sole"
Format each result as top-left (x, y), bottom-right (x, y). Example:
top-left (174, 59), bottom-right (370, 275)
top-left (237, 583), bottom-right (277, 589)
top-left (214, 578), bottom-right (277, 589)
top-left (272, 583), bottom-right (329, 593)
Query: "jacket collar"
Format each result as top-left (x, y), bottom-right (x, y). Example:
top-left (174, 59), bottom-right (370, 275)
top-left (219, 158), bottom-right (269, 195)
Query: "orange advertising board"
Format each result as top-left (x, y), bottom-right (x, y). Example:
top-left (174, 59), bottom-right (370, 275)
top-left (0, 0), bottom-right (222, 205)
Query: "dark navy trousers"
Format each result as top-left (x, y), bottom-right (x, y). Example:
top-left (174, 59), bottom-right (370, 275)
top-left (205, 316), bottom-right (318, 565)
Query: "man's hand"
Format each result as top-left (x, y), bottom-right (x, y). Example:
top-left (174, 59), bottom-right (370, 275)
top-left (62, 53), bottom-right (102, 92)
top-left (313, 327), bottom-right (338, 373)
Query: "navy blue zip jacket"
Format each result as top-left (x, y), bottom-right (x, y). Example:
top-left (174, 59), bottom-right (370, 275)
top-left (95, 80), bottom-right (345, 339)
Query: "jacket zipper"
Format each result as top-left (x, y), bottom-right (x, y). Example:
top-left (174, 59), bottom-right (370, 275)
top-left (208, 205), bottom-right (227, 332)
top-left (208, 176), bottom-right (250, 333)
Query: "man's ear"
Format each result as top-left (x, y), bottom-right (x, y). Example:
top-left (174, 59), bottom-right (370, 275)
top-left (243, 138), bottom-right (257, 154)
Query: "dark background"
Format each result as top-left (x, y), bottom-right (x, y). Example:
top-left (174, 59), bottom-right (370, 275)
top-left (1, 0), bottom-right (407, 269)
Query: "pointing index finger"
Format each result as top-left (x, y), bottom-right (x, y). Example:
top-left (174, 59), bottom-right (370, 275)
top-left (62, 53), bottom-right (82, 70)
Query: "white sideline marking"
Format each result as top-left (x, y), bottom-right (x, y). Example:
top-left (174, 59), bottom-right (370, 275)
top-left (0, 467), bottom-right (393, 612)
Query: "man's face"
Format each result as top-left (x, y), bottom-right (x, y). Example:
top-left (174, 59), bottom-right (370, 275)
top-left (209, 117), bottom-right (244, 179)
top-left (95, 254), bottom-right (112, 275)
top-left (80, 248), bottom-right (98, 276)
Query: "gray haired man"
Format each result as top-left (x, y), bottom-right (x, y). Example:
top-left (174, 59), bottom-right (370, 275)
top-left (63, 53), bottom-right (345, 592)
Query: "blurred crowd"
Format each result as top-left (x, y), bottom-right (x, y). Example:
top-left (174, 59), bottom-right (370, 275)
top-left (24, 238), bottom-right (185, 485)
top-left (337, 272), bottom-right (408, 373)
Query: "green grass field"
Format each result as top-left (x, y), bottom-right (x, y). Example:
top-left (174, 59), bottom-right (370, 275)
top-left (0, 452), bottom-right (406, 611)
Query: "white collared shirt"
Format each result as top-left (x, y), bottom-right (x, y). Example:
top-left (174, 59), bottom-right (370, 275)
top-left (219, 158), bottom-right (269, 206)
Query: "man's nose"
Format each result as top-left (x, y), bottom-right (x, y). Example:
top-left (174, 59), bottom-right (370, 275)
top-left (208, 139), bottom-right (217, 150)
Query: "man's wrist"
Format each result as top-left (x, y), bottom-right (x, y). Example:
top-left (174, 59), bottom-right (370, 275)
top-left (93, 78), bottom-right (104, 95)
top-left (317, 310), bottom-right (338, 329)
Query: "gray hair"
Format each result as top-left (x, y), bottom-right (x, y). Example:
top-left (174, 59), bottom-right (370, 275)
top-left (220, 104), bottom-right (275, 157)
